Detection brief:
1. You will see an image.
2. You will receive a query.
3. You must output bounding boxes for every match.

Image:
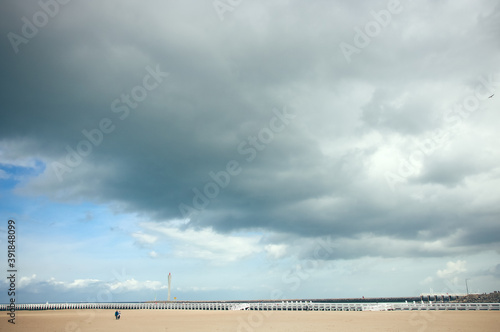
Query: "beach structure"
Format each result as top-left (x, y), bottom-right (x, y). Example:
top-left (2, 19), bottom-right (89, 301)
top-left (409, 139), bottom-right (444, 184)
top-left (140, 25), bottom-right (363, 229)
top-left (168, 273), bottom-right (172, 301)
top-left (2, 301), bottom-right (499, 311)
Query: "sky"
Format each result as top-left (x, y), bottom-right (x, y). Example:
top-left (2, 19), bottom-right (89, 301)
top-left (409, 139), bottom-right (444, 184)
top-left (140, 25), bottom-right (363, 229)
top-left (1, 0), bottom-right (499, 304)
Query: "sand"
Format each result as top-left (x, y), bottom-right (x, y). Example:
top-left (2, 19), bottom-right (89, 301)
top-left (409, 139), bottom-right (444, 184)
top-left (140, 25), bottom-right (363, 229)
top-left (1, 309), bottom-right (499, 331)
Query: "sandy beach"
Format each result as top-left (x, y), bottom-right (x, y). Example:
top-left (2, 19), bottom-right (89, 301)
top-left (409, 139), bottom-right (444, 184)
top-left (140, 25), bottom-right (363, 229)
top-left (1, 309), bottom-right (499, 332)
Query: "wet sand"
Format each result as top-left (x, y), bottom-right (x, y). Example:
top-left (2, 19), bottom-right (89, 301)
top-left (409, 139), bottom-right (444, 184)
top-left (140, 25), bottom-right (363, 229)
top-left (1, 309), bottom-right (499, 331)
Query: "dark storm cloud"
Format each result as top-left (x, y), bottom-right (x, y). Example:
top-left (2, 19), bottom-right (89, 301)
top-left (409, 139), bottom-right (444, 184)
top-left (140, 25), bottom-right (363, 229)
top-left (1, 0), bottom-right (500, 260)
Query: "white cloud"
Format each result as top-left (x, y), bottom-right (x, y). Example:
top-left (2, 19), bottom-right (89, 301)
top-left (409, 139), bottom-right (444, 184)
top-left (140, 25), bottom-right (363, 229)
top-left (108, 278), bottom-right (165, 292)
top-left (18, 274), bottom-right (37, 288)
top-left (46, 277), bottom-right (65, 287)
top-left (132, 232), bottom-right (158, 246)
top-left (67, 279), bottom-right (100, 288)
top-left (437, 260), bottom-right (467, 278)
top-left (26, 276), bottom-right (166, 292)
top-left (141, 222), bottom-right (262, 263)
top-left (44, 277), bottom-right (100, 289)
top-left (265, 244), bottom-right (287, 259)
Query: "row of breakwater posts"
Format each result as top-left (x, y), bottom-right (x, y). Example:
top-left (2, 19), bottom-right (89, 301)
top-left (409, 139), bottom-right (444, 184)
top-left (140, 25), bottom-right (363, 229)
top-left (1, 302), bottom-right (499, 311)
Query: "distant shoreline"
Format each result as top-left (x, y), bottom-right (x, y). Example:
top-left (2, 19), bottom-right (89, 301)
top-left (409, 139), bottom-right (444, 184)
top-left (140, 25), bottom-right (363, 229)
top-left (144, 291), bottom-right (500, 304)
top-left (145, 296), bottom-right (425, 304)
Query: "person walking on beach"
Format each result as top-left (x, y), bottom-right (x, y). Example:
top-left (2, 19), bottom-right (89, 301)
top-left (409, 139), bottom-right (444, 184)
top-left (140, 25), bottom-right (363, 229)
top-left (115, 310), bottom-right (121, 320)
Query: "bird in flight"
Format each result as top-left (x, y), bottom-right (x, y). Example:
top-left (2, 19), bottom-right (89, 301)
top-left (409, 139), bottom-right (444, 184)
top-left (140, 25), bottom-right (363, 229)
top-left (488, 94), bottom-right (494, 98)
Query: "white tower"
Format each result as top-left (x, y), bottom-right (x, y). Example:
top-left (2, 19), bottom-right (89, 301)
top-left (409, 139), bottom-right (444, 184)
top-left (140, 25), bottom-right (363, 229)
top-left (168, 273), bottom-right (172, 301)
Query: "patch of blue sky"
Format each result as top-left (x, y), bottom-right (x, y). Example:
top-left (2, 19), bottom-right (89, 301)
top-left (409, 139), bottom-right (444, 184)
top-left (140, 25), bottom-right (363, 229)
top-left (6, 206), bottom-right (144, 285)
top-left (0, 159), bottom-right (46, 187)
top-left (0, 160), bottom-right (47, 220)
